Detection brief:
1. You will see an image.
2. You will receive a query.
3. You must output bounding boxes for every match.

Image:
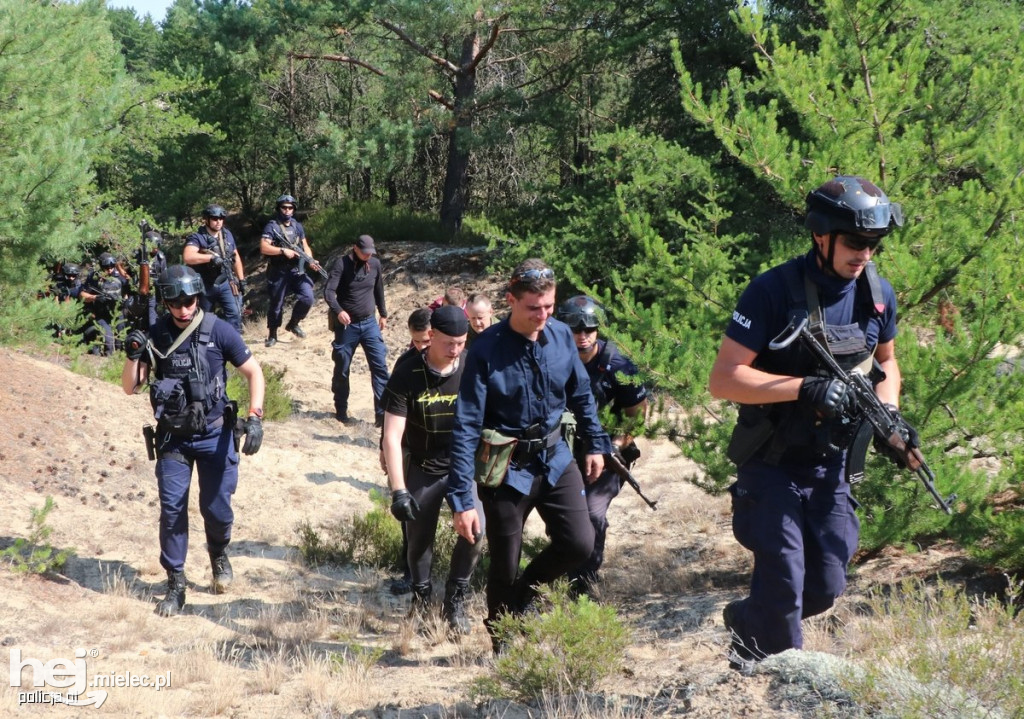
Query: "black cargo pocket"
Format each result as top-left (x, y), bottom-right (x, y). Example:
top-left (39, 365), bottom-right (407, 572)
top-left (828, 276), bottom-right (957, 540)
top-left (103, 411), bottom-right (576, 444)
top-left (728, 481), bottom-right (760, 552)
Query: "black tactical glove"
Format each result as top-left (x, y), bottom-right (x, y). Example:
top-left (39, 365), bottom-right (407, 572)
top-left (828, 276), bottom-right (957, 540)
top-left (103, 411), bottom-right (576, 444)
top-left (798, 377), bottom-right (851, 418)
top-left (390, 489), bottom-right (420, 522)
top-left (238, 279), bottom-right (248, 295)
top-left (241, 415), bottom-right (263, 455)
top-left (873, 404), bottom-right (920, 468)
top-left (125, 329), bottom-right (148, 360)
top-left (209, 255), bottom-right (226, 270)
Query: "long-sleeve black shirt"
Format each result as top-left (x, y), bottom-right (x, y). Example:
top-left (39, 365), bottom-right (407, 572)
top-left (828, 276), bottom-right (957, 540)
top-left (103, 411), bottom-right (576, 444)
top-left (324, 251), bottom-right (387, 320)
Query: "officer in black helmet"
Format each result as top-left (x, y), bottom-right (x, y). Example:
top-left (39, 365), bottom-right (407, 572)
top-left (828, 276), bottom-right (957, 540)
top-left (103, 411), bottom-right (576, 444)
top-left (184, 205), bottom-right (246, 332)
top-left (55, 263), bottom-right (84, 303)
top-left (80, 252), bottom-right (130, 355)
top-left (122, 265), bottom-right (265, 617)
top-left (556, 295), bottom-right (648, 599)
top-left (709, 176), bottom-right (905, 667)
top-left (259, 194), bottom-right (322, 347)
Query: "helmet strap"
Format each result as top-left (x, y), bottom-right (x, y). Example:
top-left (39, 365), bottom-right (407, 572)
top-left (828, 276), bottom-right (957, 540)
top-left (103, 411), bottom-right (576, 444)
top-left (813, 232), bottom-right (841, 277)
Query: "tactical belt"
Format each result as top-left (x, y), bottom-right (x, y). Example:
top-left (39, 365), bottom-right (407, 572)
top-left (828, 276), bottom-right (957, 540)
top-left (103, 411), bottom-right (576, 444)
top-left (510, 425), bottom-right (562, 468)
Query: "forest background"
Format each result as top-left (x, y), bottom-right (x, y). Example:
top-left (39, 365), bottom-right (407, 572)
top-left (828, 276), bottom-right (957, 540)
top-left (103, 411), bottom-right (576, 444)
top-left (2, 0), bottom-right (1023, 573)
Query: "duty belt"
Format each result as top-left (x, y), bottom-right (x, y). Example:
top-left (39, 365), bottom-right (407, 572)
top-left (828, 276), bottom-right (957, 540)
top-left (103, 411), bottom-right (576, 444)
top-left (510, 424), bottom-right (562, 469)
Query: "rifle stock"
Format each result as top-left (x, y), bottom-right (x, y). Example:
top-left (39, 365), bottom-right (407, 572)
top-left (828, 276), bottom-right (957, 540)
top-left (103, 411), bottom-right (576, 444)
top-left (769, 315), bottom-right (955, 514)
top-left (606, 451), bottom-right (658, 511)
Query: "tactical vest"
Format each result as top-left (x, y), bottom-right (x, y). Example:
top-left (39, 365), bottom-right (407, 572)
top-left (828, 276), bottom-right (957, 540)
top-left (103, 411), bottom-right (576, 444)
top-left (587, 340), bottom-right (619, 411)
top-left (147, 312), bottom-right (223, 437)
top-left (730, 257), bottom-right (884, 465)
top-left (267, 220), bottom-right (300, 270)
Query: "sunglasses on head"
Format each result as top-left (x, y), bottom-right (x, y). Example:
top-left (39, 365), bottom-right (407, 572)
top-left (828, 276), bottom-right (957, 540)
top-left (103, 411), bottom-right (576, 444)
top-left (166, 295), bottom-right (198, 309)
top-left (510, 267), bottom-right (555, 285)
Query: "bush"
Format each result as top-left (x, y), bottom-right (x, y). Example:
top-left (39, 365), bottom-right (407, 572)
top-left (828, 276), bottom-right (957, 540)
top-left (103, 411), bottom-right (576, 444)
top-left (1, 497), bottom-right (73, 575)
top-left (474, 581), bottom-right (631, 702)
top-left (296, 489), bottom-right (403, 568)
top-left (839, 577), bottom-right (1024, 718)
top-left (228, 362), bottom-right (291, 421)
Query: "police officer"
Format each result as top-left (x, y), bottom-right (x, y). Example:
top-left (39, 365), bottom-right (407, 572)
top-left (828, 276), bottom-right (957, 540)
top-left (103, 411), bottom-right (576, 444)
top-left (446, 259), bottom-right (611, 651)
top-left (137, 230), bottom-right (169, 329)
top-left (324, 233), bottom-right (390, 426)
top-left (259, 194), bottom-right (321, 347)
top-left (121, 265), bottom-right (265, 617)
top-left (383, 306), bottom-right (484, 634)
top-left (80, 252), bottom-right (130, 356)
top-left (54, 263), bottom-right (84, 303)
top-left (708, 176), bottom-right (904, 665)
top-left (184, 205), bottom-right (246, 332)
top-left (556, 296), bottom-right (649, 598)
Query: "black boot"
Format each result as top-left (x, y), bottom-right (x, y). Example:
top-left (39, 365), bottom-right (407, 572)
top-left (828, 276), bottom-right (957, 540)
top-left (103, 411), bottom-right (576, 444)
top-left (209, 550), bottom-right (233, 594)
top-left (285, 321), bottom-right (306, 338)
top-left (409, 581), bottom-right (433, 618)
top-left (265, 330), bottom-right (277, 348)
top-left (442, 579), bottom-right (472, 636)
top-left (156, 571), bottom-right (186, 617)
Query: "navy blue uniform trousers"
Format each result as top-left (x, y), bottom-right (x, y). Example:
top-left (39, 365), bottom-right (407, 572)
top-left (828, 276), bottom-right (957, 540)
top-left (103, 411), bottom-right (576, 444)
top-left (266, 267), bottom-right (313, 331)
top-left (156, 423), bottom-right (239, 573)
top-left (728, 457), bottom-right (860, 657)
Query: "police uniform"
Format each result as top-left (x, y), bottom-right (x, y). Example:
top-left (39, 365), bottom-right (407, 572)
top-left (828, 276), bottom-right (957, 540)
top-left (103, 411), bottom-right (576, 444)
top-left (446, 316), bottom-right (612, 629)
top-left (262, 213), bottom-right (314, 335)
top-left (81, 266), bottom-right (130, 355)
top-left (570, 339), bottom-right (648, 590)
top-left (185, 225), bottom-right (242, 331)
top-left (141, 312), bottom-right (253, 575)
top-left (723, 250), bottom-right (897, 658)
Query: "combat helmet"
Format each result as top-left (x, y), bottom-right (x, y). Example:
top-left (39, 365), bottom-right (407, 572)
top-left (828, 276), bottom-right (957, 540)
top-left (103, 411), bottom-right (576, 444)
top-left (556, 295), bottom-right (606, 332)
top-left (155, 265), bottom-right (205, 301)
top-left (805, 176), bottom-right (903, 237)
top-left (202, 204), bottom-right (228, 219)
top-left (98, 252), bottom-right (117, 269)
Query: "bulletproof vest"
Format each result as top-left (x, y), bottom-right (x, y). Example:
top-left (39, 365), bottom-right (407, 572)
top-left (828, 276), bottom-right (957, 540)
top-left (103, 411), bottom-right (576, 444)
top-left (735, 257), bottom-right (883, 463)
top-left (268, 220), bottom-right (299, 269)
top-left (195, 229), bottom-right (230, 284)
top-left (148, 312), bottom-right (223, 436)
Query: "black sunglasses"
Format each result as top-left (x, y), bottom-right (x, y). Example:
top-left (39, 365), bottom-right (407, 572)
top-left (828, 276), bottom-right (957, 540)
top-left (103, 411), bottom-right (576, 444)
top-left (840, 234), bottom-right (883, 252)
top-left (510, 267), bottom-right (555, 285)
top-left (279, 205), bottom-right (295, 211)
top-left (166, 296), bottom-right (198, 309)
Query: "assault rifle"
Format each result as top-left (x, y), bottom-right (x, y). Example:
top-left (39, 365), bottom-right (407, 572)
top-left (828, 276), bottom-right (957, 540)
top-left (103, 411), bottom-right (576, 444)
top-left (606, 451), bottom-right (658, 511)
top-left (138, 221), bottom-right (152, 296)
top-left (277, 233), bottom-right (328, 279)
top-left (198, 247), bottom-right (242, 298)
top-left (769, 314), bottom-right (955, 514)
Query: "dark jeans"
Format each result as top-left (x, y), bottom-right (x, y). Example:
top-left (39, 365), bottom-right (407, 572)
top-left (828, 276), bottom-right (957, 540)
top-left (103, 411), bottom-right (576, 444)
top-left (266, 269), bottom-right (313, 331)
top-left (201, 279), bottom-right (242, 332)
top-left (155, 423), bottom-right (239, 573)
top-left (478, 462), bottom-right (594, 626)
top-left (727, 457), bottom-right (860, 657)
top-left (406, 464), bottom-right (484, 585)
top-left (330, 316), bottom-right (389, 422)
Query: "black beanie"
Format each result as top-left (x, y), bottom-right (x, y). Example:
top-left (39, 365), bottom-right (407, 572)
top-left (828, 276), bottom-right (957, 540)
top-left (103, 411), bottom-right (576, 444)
top-left (430, 305), bottom-right (468, 337)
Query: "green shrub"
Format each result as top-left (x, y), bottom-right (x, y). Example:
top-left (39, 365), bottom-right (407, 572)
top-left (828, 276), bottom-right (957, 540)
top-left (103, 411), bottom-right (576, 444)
top-left (228, 362), bottom-right (291, 421)
top-left (2, 497), bottom-right (73, 575)
top-left (296, 489), bottom-right (403, 568)
top-left (839, 577), bottom-right (1024, 718)
top-left (474, 581), bottom-right (630, 702)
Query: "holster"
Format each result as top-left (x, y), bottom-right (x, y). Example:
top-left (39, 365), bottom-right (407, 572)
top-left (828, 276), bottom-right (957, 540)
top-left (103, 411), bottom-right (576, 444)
top-left (225, 401), bottom-right (241, 453)
top-left (142, 424), bottom-right (157, 461)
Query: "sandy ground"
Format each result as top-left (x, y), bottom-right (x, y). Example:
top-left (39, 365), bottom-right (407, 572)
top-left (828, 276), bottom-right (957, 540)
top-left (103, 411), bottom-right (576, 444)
top-left (0, 242), bottom-right (979, 718)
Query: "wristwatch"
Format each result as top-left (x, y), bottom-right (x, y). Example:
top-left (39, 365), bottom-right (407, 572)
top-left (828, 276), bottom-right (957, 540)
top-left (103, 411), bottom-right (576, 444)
top-left (248, 408), bottom-right (264, 419)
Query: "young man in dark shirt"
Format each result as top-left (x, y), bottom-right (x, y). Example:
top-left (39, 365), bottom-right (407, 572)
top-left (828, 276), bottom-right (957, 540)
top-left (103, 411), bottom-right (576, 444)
top-left (324, 234), bottom-right (389, 427)
top-left (382, 306), bottom-right (482, 634)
